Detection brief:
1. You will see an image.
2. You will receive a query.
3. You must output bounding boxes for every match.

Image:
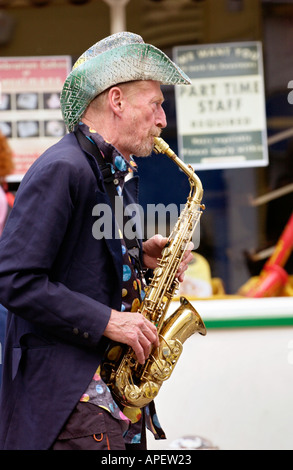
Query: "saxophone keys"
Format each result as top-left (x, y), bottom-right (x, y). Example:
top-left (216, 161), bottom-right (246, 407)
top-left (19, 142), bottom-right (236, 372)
top-left (153, 267), bottom-right (163, 277)
top-left (161, 246), bottom-right (171, 257)
top-left (162, 339), bottom-right (182, 362)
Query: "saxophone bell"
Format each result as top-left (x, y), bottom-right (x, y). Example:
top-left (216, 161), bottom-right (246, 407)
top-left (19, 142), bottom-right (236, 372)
top-left (148, 296), bottom-right (206, 381)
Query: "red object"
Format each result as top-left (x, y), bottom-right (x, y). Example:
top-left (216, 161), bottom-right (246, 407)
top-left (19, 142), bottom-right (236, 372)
top-left (244, 212), bottom-right (293, 297)
top-left (249, 264), bottom-right (288, 298)
top-left (264, 212), bottom-right (293, 269)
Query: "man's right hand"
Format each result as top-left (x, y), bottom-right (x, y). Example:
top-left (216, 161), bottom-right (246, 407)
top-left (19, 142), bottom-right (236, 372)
top-left (103, 309), bottom-right (159, 365)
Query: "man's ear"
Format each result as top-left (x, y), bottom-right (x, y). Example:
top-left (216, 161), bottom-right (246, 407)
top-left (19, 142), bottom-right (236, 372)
top-left (108, 86), bottom-right (124, 116)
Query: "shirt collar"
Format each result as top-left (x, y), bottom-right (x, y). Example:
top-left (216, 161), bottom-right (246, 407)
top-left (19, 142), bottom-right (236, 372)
top-left (78, 122), bottom-right (137, 179)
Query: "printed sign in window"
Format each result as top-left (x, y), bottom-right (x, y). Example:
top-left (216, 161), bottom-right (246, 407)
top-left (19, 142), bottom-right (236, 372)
top-left (0, 56), bottom-right (71, 180)
top-left (173, 42), bottom-right (268, 170)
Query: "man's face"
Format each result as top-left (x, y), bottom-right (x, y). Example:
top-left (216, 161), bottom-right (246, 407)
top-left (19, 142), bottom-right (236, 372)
top-left (120, 80), bottom-right (167, 158)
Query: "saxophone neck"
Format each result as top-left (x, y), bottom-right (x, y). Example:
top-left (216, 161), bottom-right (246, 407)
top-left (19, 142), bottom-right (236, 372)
top-left (153, 137), bottom-right (204, 205)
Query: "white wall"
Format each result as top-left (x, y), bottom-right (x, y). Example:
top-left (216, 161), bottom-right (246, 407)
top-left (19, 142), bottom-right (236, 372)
top-left (147, 300), bottom-right (293, 450)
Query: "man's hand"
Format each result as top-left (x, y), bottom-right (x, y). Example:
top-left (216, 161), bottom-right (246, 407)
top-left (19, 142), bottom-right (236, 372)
top-left (142, 234), bottom-right (194, 282)
top-left (103, 309), bottom-right (159, 364)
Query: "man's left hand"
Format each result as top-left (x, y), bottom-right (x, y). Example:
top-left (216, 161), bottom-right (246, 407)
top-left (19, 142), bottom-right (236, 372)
top-left (142, 234), bottom-right (194, 282)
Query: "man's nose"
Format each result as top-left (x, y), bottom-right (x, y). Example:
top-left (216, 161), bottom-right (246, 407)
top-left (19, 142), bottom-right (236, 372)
top-left (156, 106), bottom-right (167, 129)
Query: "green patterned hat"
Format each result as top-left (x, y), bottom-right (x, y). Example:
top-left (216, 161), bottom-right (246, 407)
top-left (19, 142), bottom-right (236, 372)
top-left (61, 32), bottom-right (191, 131)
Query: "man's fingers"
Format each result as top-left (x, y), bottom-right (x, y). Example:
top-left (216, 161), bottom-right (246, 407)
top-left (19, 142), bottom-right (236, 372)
top-left (132, 318), bottom-right (159, 364)
top-left (133, 333), bottom-right (152, 365)
top-left (141, 317), bottom-right (159, 347)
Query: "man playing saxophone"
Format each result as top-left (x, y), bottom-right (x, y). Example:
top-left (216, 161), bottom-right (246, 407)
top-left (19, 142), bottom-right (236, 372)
top-left (0, 32), bottom-right (194, 451)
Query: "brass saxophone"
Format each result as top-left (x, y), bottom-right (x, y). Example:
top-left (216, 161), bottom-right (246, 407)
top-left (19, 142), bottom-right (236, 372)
top-left (102, 137), bottom-right (207, 408)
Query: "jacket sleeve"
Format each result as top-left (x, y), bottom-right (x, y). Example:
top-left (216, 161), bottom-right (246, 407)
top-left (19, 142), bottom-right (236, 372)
top-left (0, 156), bottom-right (111, 349)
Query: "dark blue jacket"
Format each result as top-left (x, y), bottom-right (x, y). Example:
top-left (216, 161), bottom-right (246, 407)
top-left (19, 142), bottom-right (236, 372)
top-left (0, 132), bottom-right (140, 449)
top-left (0, 304), bottom-right (7, 387)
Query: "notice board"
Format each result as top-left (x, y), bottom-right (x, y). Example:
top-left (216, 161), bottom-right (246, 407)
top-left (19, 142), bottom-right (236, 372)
top-left (0, 56), bottom-right (71, 180)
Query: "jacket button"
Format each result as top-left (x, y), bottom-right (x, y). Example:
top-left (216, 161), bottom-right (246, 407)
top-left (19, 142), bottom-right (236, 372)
top-left (73, 328), bottom-right (79, 335)
top-left (83, 332), bottom-right (89, 339)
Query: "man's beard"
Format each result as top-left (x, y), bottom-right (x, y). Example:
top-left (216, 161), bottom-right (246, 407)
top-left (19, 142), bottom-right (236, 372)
top-left (132, 139), bottom-right (154, 157)
top-left (130, 126), bottom-right (161, 158)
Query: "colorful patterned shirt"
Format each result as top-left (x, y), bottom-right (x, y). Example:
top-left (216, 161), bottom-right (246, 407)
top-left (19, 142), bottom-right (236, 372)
top-left (78, 123), bottom-right (165, 444)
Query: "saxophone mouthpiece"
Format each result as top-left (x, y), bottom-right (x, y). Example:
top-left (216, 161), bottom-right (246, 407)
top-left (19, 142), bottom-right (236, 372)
top-left (153, 137), bottom-right (175, 158)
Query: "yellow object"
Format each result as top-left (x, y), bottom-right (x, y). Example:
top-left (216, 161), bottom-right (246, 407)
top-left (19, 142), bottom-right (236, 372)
top-left (178, 253), bottom-right (213, 298)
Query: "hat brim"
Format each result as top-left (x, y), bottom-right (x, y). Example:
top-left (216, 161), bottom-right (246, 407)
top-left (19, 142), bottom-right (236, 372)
top-left (61, 42), bottom-right (191, 131)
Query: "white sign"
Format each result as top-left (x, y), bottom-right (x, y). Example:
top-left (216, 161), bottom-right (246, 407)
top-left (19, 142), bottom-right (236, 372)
top-left (173, 42), bottom-right (268, 170)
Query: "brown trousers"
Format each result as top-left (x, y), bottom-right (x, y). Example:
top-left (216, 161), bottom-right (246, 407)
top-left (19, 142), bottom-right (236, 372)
top-left (51, 402), bottom-right (146, 450)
